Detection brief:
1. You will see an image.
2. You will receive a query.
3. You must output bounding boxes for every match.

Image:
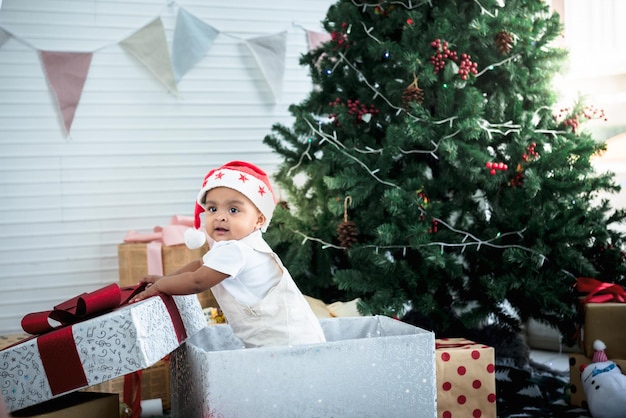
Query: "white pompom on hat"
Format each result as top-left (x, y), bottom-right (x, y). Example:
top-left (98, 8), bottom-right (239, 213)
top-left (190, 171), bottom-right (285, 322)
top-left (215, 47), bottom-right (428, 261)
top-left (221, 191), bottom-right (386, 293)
top-left (184, 161), bottom-right (277, 249)
top-left (592, 339), bottom-right (608, 363)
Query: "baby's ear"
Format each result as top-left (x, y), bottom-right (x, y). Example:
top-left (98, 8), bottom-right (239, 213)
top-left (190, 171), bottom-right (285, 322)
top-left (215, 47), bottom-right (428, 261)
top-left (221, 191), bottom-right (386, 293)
top-left (257, 213), bottom-right (267, 228)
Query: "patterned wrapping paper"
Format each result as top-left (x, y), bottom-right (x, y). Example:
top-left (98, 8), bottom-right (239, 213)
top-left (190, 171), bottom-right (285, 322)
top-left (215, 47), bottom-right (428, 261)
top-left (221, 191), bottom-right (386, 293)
top-left (170, 315), bottom-right (437, 417)
top-left (0, 295), bottom-right (206, 413)
top-left (435, 338), bottom-right (496, 418)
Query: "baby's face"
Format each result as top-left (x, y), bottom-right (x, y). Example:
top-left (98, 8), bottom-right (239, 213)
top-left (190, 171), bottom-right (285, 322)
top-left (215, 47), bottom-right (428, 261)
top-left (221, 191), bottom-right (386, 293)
top-left (203, 187), bottom-right (265, 241)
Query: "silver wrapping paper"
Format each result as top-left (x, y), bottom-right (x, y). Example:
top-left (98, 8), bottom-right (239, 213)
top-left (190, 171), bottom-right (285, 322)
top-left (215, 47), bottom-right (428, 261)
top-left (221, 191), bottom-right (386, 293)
top-left (171, 315), bottom-right (436, 417)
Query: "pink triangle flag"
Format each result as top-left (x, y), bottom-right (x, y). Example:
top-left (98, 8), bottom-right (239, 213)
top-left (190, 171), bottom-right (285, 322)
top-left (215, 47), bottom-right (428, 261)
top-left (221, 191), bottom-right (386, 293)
top-left (306, 30), bottom-right (331, 51)
top-left (244, 31), bottom-right (288, 103)
top-left (39, 51), bottom-right (92, 136)
top-left (119, 17), bottom-right (177, 94)
top-left (0, 28), bottom-right (11, 48)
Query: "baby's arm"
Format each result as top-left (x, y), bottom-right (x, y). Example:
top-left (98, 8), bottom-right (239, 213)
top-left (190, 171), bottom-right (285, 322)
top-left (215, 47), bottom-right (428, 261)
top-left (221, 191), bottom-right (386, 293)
top-left (131, 263), bottom-right (228, 302)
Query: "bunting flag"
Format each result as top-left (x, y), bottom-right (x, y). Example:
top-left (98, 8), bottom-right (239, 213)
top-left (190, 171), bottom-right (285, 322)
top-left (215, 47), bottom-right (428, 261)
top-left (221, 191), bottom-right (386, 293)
top-left (244, 31), bottom-right (288, 103)
top-left (119, 17), bottom-right (178, 95)
top-left (39, 51), bottom-right (93, 136)
top-left (0, 27), bottom-right (11, 48)
top-left (172, 7), bottom-right (219, 82)
top-left (306, 30), bottom-right (331, 51)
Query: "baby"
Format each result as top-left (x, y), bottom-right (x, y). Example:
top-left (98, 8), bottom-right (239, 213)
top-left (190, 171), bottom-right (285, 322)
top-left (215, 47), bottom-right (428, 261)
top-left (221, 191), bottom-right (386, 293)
top-left (132, 161), bottom-right (325, 348)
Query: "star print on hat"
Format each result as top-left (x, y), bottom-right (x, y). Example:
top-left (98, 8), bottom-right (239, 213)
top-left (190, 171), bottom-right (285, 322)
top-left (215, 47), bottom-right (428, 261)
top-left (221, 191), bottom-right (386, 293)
top-left (184, 161), bottom-right (277, 249)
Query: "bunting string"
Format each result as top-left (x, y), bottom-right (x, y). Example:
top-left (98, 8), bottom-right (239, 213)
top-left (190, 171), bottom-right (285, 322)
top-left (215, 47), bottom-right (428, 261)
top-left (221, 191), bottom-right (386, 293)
top-left (0, 3), bottom-right (329, 137)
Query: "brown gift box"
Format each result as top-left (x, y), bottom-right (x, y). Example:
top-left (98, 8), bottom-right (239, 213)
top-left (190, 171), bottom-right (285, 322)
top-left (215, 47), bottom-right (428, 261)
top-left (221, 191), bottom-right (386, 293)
top-left (569, 353), bottom-right (626, 407)
top-left (583, 303), bottom-right (626, 359)
top-left (0, 333), bottom-right (30, 350)
top-left (117, 242), bottom-right (217, 308)
top-left (83, 358), bottom-right (171, 411)
top-left (11, 392), bottom-right (118, 418)
top-left (436, 338), bottom-right (497, 418)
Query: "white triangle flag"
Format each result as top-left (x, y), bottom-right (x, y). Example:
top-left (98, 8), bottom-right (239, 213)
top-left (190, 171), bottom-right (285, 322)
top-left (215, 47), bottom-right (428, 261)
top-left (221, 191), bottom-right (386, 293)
top-left (172, 7), bottom-right (219, 82)
top-left (244, 31), bottom-right (288, 103)
top-left (119, 17), bottom-right (177, 94)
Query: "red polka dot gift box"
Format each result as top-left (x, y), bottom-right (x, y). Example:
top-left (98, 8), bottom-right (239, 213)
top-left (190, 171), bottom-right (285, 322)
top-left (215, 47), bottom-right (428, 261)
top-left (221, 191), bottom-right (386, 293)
top-left (436, 338), bottom-right (496, 418)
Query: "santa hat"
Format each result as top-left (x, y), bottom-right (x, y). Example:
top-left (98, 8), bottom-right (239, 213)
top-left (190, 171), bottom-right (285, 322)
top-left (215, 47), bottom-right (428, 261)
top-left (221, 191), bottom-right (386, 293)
top-left (592, 339), bottom-right (608, 363)
top-left (184, 161), bottom-right (276, 249)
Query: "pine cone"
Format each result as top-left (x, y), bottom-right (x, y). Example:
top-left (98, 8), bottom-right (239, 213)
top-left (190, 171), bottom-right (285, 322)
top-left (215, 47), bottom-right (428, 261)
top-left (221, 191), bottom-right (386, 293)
top-left (337, 220), bottom-right (359, 248)
top-left (494, 30), bottom-right (513, 56)
top-left (402, 84), bottom-right (424, 109)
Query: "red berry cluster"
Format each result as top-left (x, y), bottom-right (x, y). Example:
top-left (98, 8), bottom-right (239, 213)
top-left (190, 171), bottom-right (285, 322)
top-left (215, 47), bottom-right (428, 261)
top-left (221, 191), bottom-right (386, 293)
top-left (429, 39), bottom-right (458, 73)
top-left (458, 53), bottom-right (478, 80)
top-left (428, 218), bottom-right (439, 234)
top-left (510, 143), bottom-right (540, 187)
top-left (521, 142), bottom-right (539, 162)
top-left (331, 23), bottom-right (350, 51)
top-left (509, 164), bottom-right (524, 187)
top-left (429, 39), bottom-right (478, 80)
top-left (485, 161), bottom-right (508, 176)
top-left (328, 97), bottom-right (380, 125)
top-left (555, 105), bottom-right (607, 133)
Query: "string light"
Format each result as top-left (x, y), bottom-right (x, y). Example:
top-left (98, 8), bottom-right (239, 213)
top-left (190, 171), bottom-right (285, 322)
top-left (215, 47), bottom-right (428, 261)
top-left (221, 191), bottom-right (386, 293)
top-left (473, 0), bottom-right (497, 18)
top-left (350, 0), bottom-right (432, 10)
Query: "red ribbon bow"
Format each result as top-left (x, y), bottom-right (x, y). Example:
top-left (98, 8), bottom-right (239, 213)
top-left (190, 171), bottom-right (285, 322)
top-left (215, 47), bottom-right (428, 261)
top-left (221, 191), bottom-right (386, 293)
top-left (576, 277), bottom-right (626, 304)
top-left (21, 283), bottom-right (145, 335)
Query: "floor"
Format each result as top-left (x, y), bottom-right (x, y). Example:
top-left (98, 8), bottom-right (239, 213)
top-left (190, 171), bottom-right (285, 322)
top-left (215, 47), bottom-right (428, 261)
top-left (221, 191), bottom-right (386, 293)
top-left (530, 349), bottom-right (570, 373)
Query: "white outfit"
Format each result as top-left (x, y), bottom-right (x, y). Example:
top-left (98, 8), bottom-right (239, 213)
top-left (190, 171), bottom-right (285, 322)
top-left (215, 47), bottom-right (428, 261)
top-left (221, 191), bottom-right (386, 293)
top-left (203, 230), bottom-right (326, 348)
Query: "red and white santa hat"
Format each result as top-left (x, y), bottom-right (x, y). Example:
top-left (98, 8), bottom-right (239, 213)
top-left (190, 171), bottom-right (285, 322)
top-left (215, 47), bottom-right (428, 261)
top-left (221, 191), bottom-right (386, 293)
top-left (592, 339), bottom-right (608, 363)
top-left (184, 161), bottom-right (277, 249)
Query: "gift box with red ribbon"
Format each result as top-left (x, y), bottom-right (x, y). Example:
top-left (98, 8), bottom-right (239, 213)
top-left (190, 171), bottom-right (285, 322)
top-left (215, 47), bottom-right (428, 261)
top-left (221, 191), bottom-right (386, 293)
top-left (576, 277), bottom-right (626, 359)
top-left (435, 338), bottom-right (497, 418)
top-left (119, 215), bottom-right (216, 309)
top-left (0, 283), bottom-right (206, 413)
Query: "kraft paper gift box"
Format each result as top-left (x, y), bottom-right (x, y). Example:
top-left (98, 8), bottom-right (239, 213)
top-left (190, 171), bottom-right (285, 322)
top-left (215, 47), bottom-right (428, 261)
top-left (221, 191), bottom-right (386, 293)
top-left (10, 392), bottom-right (119, 418)
top-left (568, 353), bottom-right (626, 407)
top-left (583, 303), bottom-right (626, 359)
top-left (0, 284), bottom-right (206, 413)
top-left (170, 315), bottom-right (436, 418)
top-left (82, 358), bottom-right (171, 411)
top-left (435, 338), bottom-right (496, 418)
top-left (120, 215), bottom-right (216, 309)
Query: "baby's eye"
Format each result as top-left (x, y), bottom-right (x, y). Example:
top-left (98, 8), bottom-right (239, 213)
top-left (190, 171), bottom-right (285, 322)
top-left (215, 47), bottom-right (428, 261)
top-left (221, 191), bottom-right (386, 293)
top-left (229, 207), bottom-right (239, 214)
top-left (207, 207), bottom-right (217, 213)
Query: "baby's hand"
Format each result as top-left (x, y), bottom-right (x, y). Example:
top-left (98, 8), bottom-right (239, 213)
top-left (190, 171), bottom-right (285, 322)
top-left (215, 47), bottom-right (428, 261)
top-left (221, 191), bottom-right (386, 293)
top-left (131, 281), bottom-right (160, 303)
top-left (140, 274), bottom-right (162, 284)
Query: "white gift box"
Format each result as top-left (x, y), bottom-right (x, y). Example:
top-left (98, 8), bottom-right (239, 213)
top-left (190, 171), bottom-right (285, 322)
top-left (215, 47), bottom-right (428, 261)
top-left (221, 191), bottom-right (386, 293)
top-left (170, 315), bottom-right (436, 417)
top-left (1, 294), bottom-right (206, 413)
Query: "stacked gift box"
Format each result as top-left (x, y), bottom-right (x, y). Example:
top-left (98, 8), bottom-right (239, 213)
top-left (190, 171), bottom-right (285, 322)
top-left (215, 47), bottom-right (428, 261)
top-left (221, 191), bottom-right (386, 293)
top-left (0, 284), bottom-right (206, 415)
top-left (569, 277), bottom-right (626, 408)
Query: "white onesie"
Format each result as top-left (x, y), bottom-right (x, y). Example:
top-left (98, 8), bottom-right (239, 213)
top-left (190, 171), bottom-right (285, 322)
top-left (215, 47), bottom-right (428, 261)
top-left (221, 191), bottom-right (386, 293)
top-left (203, 230), bottom-right (326, 348)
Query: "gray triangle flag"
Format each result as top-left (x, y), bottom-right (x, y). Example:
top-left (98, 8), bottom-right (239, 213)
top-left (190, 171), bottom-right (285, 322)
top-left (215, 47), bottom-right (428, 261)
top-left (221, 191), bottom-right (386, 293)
top-left (120, 17), bottom-right (178, 94)
top-left (0, 27), bottom-right (11, 48)
top-left (244, 31), bottom-right (288, 103)
top-left (172, 7), bottom-right (219, 82)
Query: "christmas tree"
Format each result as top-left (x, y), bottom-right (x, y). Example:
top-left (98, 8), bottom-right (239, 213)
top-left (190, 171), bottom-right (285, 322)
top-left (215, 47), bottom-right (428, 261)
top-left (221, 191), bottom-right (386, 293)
top-left (263, 0), bottom-right (626, 343)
